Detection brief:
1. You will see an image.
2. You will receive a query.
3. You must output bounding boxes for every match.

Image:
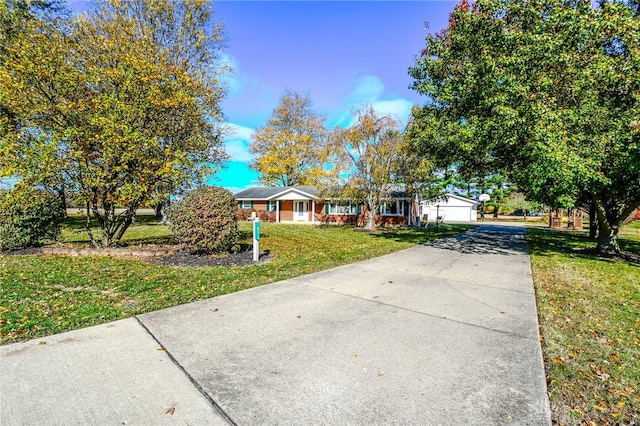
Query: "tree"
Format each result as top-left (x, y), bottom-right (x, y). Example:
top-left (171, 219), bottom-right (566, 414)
top-left (0, 0), bottom-right (228, 248)
top-left (501, 192), bottom-right (540, 222)
top-left (250, 89), bottom-right (337, 186)
top-left (332, 105), bottom-right (408, 230)
top-left (408, 0), bottom-right (640, 253)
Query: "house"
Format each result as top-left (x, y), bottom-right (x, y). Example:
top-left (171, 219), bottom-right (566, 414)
top-left (233, 186), bottom-right (410, 225)
top-left (419, 194), bottom-right (479, 222)
top-left (234, 186), bottom-right (479, 225)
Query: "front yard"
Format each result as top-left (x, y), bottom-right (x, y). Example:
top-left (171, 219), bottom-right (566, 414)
top-left (2, 215), bottom-right (639, 425)
top-left (528, 222), bottom-right (640, 425)
top-left (0, 217), bottom-right (472, 344)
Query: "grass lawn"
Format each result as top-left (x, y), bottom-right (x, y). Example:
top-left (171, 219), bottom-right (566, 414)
top-left (0, 216), bottom-right (474, 345)
top-left (528, 221), bottom-right (640, 425)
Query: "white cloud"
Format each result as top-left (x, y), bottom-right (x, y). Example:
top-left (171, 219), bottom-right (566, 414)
top-left (371, 99), bottom-right (414, 123)
top-left (223, 123), bottom-right (255, 162)
top-left (219, 53), bottom-right (242, 95)
top-left (335, 75), bottom-right (415, 127)
top-left (349, 75), bottom-right (385, 103)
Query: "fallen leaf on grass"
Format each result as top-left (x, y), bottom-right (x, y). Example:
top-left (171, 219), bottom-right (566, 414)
top-left (590, 363), bottom-right (610, 381)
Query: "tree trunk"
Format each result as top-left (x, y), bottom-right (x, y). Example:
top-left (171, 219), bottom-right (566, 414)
top-left (596, 218), bottom-right (620, 253)
top-left (57, 187), bottom-right (68, 217)
top-left (84, 202), bottom-right (100, 249)
top-left (364, 202), bottom-right (376, 230)
top-left (160, 198), bottom-right (170, 224)
top-left (90, 200), bottom-right (139, 248)
top-left (594, 199), bottom-right (620, 254)
top-left (589, 201), bottom-right (598, 239)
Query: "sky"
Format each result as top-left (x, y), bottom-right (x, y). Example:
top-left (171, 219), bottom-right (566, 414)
top-left (69, 1), bottom-right (459, 194)
top-left (214, 1), bottom-right (458, 193)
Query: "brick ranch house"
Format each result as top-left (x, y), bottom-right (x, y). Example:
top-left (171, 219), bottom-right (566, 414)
top-left (234, 186), bottom-right (413, 225)
top-left (233, 186), bottom-right (479, 225)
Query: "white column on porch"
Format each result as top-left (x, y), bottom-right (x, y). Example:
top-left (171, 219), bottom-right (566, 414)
top-left (312, 200), bottom-right (315, 224)
top-left (276, 200), bottom-right (280, 223)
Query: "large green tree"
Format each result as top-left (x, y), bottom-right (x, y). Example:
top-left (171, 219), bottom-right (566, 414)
top-left (409, 0), bottom-right (640, 253)
top-left (250, 89), bottom-right (337, 186)
top-left (0, 0), bottom-right (228, 247)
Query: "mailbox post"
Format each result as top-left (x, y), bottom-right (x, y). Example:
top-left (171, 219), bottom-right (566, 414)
top-left (253, 219), bottom-right (260, 262)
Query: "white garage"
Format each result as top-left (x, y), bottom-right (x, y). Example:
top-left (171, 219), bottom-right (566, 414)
top-left (420, 194), bottom-right (479, 222)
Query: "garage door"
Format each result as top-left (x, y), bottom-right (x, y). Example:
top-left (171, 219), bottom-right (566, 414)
top-left (440, 206), bottom-right (472, 221)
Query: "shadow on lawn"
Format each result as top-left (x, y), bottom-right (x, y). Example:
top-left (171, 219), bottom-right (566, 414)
top-left (527, 227), bottom-right (640, 266)
top-left (63, 213), bottom-right (163, 229)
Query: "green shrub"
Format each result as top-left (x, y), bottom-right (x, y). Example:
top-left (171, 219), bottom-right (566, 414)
top-left (0, 188), bottom-right (66, 250)
top-left (169, 186), bottom-right (240, 255)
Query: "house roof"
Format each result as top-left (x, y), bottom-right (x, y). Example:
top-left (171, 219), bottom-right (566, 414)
top-left (421, 193), bottom-right (480, 206)
top-left (447, 194), bottom-right (481, 205)
top-left (234, 186), bottom-right (318, 200)
top-left (235, 184), bottom-right (415, 201)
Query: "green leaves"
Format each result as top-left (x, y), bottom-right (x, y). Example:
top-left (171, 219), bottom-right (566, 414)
top-left (409, 0), bottom-right (640, 252)
top-left (0, 0), bottom-right (228, 247)
top-left (0, 188), bottom-right (66, 250)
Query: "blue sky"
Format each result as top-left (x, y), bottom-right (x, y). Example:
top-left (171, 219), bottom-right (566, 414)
top-left (214, 1), bottom-right (457, 193)
top-left (69, 1), bottom-right (458, 193)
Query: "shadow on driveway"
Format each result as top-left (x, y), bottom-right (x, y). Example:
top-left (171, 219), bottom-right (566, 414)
top-left (426, 225), bottom-right (529, 256)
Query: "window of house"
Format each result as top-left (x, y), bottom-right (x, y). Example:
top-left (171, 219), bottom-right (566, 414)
top-left (240, 200), bottom-right (252, 209)
top-left (380, 200), bottom-right (405, 216)
top-left (327, 202), bottom-right (358, 215)
top-left (267, 201), bottom-right (277, 211)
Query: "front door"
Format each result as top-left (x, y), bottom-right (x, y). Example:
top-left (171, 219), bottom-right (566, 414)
top-left (294, 201), bottom-right (308, 221)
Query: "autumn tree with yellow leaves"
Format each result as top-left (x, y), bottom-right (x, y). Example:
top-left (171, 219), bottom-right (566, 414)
top-left (250, 89), bottom-right (339, 187)
top-left (332, 105), bottom-right (414, 230)
top-left (0, 0), bottom-right (228, 248)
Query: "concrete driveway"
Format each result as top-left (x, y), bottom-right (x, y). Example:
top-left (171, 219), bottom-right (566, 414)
top-left (1, 225), bottom-right (551, 425)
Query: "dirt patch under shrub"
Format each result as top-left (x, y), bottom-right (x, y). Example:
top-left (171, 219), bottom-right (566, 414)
top-left (3, 244), bottom-right (272, 267)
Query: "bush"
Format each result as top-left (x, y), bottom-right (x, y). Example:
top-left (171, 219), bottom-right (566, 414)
top-left (0, 188), bottom-right (66, 250)
top-left (169, 186), bottom-right (240, 255)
